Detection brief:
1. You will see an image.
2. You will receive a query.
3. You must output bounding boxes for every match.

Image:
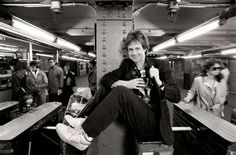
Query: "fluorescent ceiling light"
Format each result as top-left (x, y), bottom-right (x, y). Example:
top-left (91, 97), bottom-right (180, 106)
top-left (12, 16), bottom-right (56, 42)
top-left (36, 53), bottom-right (54, 58)
top-left (0, 16), bottom-right (86, 58)
top-left (85, 42), bottom-right (94, 46)
top-left (0, 52), bottom-right (15, 57)
top-left (57, 38), bottom-right (81, 52)
top-left (156, 56), bottom-right (168, 59)
top-left (88, 52), bottom-right (96, 57)
top-left (0, 46), bottom-right (18, 52)
top-left (233, 55), bottom-right (236, 58)
top-left (181, 54), bottom-right (202, 59)
top-left (221, 48), bottom-right (236, 55)
top-left (177, 19), bottom-right (220, 43)
top-left (0, 19), bottom-right (62, 49)
top-left (141, 29), bottom-right (165, 37)
top-left (0, 43), bottom-right (18, 48)
top-left (33, 49), bottom-right (43, 53)
top-left (66, 28), bottom-right (94, 36)
top-left (152, 39), bottom-right (176, 52)
top-left (62, 55), bottom-right (89, 62)
top-left (85, 37), bottom-right (95, 46)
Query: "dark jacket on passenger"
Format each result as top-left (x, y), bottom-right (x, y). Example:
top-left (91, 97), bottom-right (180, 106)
top-left (11, 69), bottom-right (27, 101)
top-left (88, 67), bottom-right (97, 96)
top-left (100, 58), bottom-right (181, 145)
top-left (63, 71), bottom-right (76, 92)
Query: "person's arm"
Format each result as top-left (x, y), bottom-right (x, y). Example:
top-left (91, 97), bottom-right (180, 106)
top-left (221, 68), bottom-right (230, 83)
top-left (215, 79), bottom-right (227, 105)
top-left (41, 72), bottom-right (48, 88)
top-left (100, 59), bottom-right (129, 90)
top-left (58, 67), bottom-right (64, 89)
top-left (12, 74), bottom-right (21, 92)
top-left (184, 78), bottom-right (198, 103)
top-left (100, 59), bottom-right (146, 91)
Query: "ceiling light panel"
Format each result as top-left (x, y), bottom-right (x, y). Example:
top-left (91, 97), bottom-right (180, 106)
top-left (12, 16), bottom-right (56, 42)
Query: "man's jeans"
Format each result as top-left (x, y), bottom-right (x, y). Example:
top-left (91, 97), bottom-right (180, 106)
top-left (82, 86), bottom-right (161, 141)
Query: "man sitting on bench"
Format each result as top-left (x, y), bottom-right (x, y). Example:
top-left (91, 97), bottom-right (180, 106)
top-left (56, 30), bottom-right (181, 151)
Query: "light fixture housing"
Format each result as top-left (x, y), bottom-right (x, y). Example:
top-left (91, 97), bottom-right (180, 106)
top-left (181, 54), bottom-right (202, 59)
top-left (156, 56), bottom-right (168, 59)
top-left (61, 55), bottom-right (89, 62)
top-left (57, 38), bottom-right (82, 52)
top-left (12, 16), bottom-right (56, 42)
top-left (0, 45), bottom-right (18, 52)
top-left (176, 18), bottom-right (220, 43)
top-left (0, 15), bottom-right (84, 57)
top-left (152, 38), bottom-right (176, 52)
top-left (88, 52), bottom-right (96, 57)
top-left (221, 48), bottom-right (236, 55)
top-left (36, 53), bottom-right (54, 58)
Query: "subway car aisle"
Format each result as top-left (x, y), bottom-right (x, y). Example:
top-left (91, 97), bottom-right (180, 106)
top-left (73, 74), bottom-right (89, 92)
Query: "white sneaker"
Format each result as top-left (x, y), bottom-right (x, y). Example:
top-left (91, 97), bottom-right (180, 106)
top-left (56, 123), bottom-right (92, 151)
top-left (64, 115), bottom-right (86, 130)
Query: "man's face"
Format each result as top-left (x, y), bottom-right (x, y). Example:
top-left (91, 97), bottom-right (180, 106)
top-left (64, 66), bottom-right (69, 72)
top-left (30, 66), bottom-right (37, 72)
top-left (127, 41), bottom-right (146, 64)
top-left (48, 60), bottom-right (55, 67)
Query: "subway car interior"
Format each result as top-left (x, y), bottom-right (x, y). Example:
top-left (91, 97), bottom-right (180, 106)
top-left (0, 0), bottom-right (236, 155)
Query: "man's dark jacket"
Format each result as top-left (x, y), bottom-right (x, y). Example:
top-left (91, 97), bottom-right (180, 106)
top-left (99, 58), bottom-right (181, 145)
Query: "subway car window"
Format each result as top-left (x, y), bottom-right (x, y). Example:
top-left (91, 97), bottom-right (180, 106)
top-left (0, 1), bottom-right (236, 155)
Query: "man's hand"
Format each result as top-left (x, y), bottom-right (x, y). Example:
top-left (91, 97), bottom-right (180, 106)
top-left (111, 78), bottom-right (146, 90)
top-left (149, 66), bottom-right (162, 86)
top-left (58, 89), bottom-right (62, 95)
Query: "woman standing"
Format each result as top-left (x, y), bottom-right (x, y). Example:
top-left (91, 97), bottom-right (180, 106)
top-left (184, 58), bottom-right (227, 117)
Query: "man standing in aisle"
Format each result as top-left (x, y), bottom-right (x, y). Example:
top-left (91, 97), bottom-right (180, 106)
top-left (48, 58), bottom-right (64, 102)
top-left (29, 61), bottom-right (48, 104)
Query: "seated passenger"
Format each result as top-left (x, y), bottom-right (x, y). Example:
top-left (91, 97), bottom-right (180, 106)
top-left (56, 30), bottom-right (181, 151)
top-left (184, 58), bottom-right (227, 117)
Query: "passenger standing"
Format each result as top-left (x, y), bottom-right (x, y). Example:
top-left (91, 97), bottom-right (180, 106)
top-left (56, 30), bottom-right (181, 150)
top-left (88, 59), bottom-right (97, 96)
top-left (9, 59), bottom-right (36, 111)
top-left (60, 65), bottom-right (76, 107)
top-left (184, 58), bottom-right (227, 117)
top-left (47, 58), bottom-right (64, 102)
top-left (29, 61), bottom-right (48, 104)
top-left (9, 59), bottom-right (26, 101)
